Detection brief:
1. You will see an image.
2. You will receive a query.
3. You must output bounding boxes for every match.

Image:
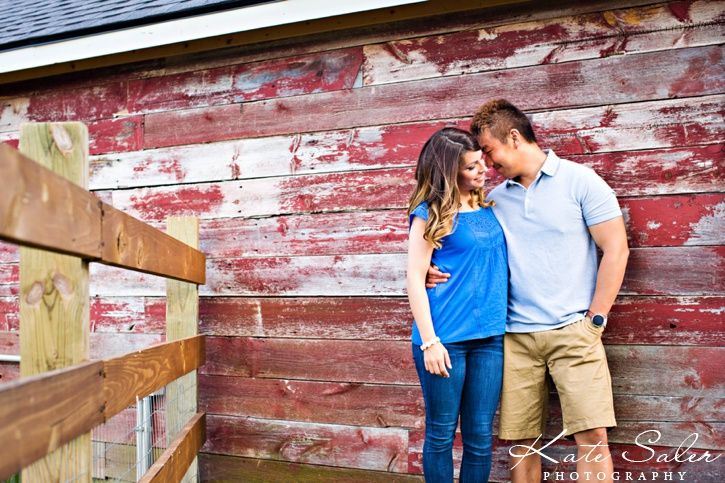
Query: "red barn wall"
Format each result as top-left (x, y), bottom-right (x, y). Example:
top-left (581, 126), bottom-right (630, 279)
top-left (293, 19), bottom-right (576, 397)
top-left (1, 0), bottom-right (723, 480)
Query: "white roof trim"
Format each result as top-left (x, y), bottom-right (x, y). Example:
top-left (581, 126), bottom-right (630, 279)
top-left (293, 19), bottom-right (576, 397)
top-left (0, 0), bottom-right (425, 74)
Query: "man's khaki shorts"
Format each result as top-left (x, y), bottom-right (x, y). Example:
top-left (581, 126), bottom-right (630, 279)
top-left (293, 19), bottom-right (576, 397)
top-left (499, 317), bottom-right (616, 440)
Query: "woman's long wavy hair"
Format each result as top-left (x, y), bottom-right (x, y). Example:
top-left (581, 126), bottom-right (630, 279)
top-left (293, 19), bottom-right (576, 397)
top-left (408, 127), bottom-right (493, 248)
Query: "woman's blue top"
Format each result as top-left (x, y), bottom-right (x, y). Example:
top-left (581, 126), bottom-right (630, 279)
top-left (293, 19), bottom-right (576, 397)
top-left (410, 201), bottom-right (508, 345)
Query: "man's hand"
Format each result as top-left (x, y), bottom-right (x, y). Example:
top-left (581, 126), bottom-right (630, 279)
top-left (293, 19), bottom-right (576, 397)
top-left (425, 264), bottom-right (451, 288)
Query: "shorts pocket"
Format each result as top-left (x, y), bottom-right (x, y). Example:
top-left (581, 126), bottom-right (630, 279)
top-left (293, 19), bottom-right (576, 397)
top-left (583, 316), bottom-right (603, 337)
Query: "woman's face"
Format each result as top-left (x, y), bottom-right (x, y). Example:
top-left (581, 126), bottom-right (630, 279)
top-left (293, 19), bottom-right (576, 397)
top-left (457, 149), bottom-right (486, 192)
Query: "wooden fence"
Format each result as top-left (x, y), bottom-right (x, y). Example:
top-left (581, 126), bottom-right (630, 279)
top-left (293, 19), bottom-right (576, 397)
top-left (0, 123), bottom-right (206, 482)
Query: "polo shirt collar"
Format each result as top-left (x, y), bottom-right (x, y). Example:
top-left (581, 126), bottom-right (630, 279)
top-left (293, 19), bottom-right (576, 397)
top-left (506, 149), bottom-right (560, 187)
top-left (540, 149), bottom-right (561, 177)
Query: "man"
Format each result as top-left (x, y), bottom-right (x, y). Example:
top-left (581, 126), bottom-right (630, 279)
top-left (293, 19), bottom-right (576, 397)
top-left (427, 99), bottom-right (629, 482)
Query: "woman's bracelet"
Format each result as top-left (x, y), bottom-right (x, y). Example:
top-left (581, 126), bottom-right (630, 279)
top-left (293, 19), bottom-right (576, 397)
top-left (420, 336), bottom-right (441, 351)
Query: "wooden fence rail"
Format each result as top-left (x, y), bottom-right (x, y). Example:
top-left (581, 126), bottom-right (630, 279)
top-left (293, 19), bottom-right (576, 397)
top-left (1, 124), bottom-right (206, 481)
top-left (0, 335), bottom-right (206, 480)
top-left (0, 143), bottom-right (205, 285)
top-left (140, 412), bottom-right (206, 483)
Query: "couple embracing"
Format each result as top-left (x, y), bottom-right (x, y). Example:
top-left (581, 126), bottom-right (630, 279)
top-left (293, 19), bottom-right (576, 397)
top-left (406, 99), bottom-right (630, 482)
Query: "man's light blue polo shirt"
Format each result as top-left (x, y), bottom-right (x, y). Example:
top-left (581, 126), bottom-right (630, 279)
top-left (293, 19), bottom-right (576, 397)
top-left (487, 150), bottom-right (622, 333)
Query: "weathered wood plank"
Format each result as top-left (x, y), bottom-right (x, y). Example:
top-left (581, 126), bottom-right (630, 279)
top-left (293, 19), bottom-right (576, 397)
top-left (199, 375), bottom-right (723, 429)
top-left (363, 1), bottom-right (725, 85)
top-left (199, 375), bottom-right (424, 429)
top-left (0, 361), bottom-right (105, 480)
top-left (144, 45), bottom-right (723, 147)
top-left (5, 0), bottom-right (649, 93)
top-left (91, 94), bottom-right (723, 190)
top-left (192, 191), bottom-right (723, 255)
top-left (128, 48), bottom-right (363, 114)
top-left (86, 247), bottom-right (724, 297)
top-left (0, 0), bottom-right (685, 125)
top-left (201, 337), bottom-right (414, 384)
top-left (607, 345), bottom-right (723, 397)
top-left (0, 143), bottom-right (102, 258)
top-left (199, 453), bottom-right (424, 482)
top-left (0, 330), bottom-right (163, 359)
top-left (140, 412), bottom-right (205, 483)
top-left (0, 98), bottom-right (29, 133)
top-left (198, 296), bottom-right (412, 339)
top-left (106, 112), bottom-right (724, 219)
top-left (553, 391), bottom-right (724, 424)
top-left (0, 135), bottom-right (18, 149)
top-left (89, 115), bottom-right (144, 155)
top-left (0, 240), bottom-right (17, 263)
top-left (203, 414), bottom-right (409, 473)
top-left (90, 296), bottom-right (162, 334)
top-left (199, 211), bottom-right (408, 259)
top-left (197, 295), bottom-right (724, 345)
top-left (570, 144), bottom-right (723, 196)
top-left (205, 253), bottom-right (407, 296)
top-left (101, 203), bottom-right (206, 284)
top-left (0, 361), bottom-right (19, 383)
top-left (621, 193), bottom-right (724, 247)
top-left (201, 338), bottom-right (723, 398)
top-left (3, 115), bottom-right (147, 155)
top-left (0, 296), bottom-right (18, 331)
top-left (108, 167), bottom-right (414, 221)
top-left (90, 121), bottom-right (432, 190)
top-left (25, 82), bottom-right (128, 124)
top-left (620, 247), bottom-right (724, 295)
top-left (606, 296), bottom-right (725, 346)
top-left (103, 335), bottom-right (206, 418)
top-left (535, 95), bottom-right (724, 156)
top-left (5, 294), bottom-right (720, 345)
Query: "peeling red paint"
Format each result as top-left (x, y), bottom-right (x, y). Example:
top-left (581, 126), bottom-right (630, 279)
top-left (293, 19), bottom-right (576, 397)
top-left (89, 115), bottom-right (144, 155)
top-left (27, 82), bottom-right (128, 122)
top-left (232, 48), bottom-right (363, 102)
top-left (668, 0), bottom-right (693, 23)
top-left (622, 194), bottom-right (724, 247)
top-left (669, 47), bottom-right (723, 98)
top-left (0, 138), bottom-right (18, 149)
top-left (375, 23), bottom-right (570, 78)
top-left (128, 184), bottom-right (224, 220)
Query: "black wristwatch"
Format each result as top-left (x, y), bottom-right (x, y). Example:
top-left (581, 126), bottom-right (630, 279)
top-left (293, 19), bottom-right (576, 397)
top-left (586, 310), bottom-right (608, 328)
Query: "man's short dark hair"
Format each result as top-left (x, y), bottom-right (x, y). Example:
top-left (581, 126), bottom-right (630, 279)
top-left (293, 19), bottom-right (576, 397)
top-left (470, 99), bottom-right (537, 144)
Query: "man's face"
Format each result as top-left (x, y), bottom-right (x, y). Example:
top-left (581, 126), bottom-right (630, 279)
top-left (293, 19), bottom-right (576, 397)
top-left (477, 128), bottom-right (520, 179)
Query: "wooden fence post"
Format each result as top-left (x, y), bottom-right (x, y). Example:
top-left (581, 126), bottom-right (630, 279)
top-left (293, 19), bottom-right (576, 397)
top-left (165, 216), bottom-right (201, 482)
top-left (19, 122), bottom-right (92, 482)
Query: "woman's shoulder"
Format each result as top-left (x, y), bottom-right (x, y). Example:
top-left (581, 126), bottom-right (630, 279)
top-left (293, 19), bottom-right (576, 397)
top-left (410, 201), bottom-right (430, 221)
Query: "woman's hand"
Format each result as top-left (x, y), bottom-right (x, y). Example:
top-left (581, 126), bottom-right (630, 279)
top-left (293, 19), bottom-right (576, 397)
top-left (424, 343), bottom-right (452, 377)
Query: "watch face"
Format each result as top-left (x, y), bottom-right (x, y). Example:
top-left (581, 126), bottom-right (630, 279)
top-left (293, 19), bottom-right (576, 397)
top-left (592, 314), bottom-right (606, 327)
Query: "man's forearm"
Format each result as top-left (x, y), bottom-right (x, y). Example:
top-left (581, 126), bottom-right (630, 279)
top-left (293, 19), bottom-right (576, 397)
top-left (589, 248), bottom-right (629, 315)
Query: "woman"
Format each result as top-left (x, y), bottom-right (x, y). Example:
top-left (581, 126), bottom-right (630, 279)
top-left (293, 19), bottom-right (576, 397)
top-left (407, 127), bottom-right (508, 482)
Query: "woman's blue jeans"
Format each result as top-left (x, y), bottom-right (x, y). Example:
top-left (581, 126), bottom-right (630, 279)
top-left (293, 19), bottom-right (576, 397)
top-left (413, 335), bottom-right (504, 482)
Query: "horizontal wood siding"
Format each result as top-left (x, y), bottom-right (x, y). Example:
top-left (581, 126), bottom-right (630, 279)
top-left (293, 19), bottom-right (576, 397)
top-left (1, 0), bottom-right (723, 480)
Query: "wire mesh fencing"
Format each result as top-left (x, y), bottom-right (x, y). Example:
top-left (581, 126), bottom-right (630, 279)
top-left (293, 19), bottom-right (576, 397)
top-left (90, 370), bottom-right (199, 482)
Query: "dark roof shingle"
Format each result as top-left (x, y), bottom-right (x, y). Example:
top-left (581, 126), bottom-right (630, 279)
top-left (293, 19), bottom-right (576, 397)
top-left (0, 0), bottom-right (270, 51)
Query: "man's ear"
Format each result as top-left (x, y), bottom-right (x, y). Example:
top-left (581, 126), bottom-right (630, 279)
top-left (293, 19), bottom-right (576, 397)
top-left (510, 128), bottom-right (520, 147)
